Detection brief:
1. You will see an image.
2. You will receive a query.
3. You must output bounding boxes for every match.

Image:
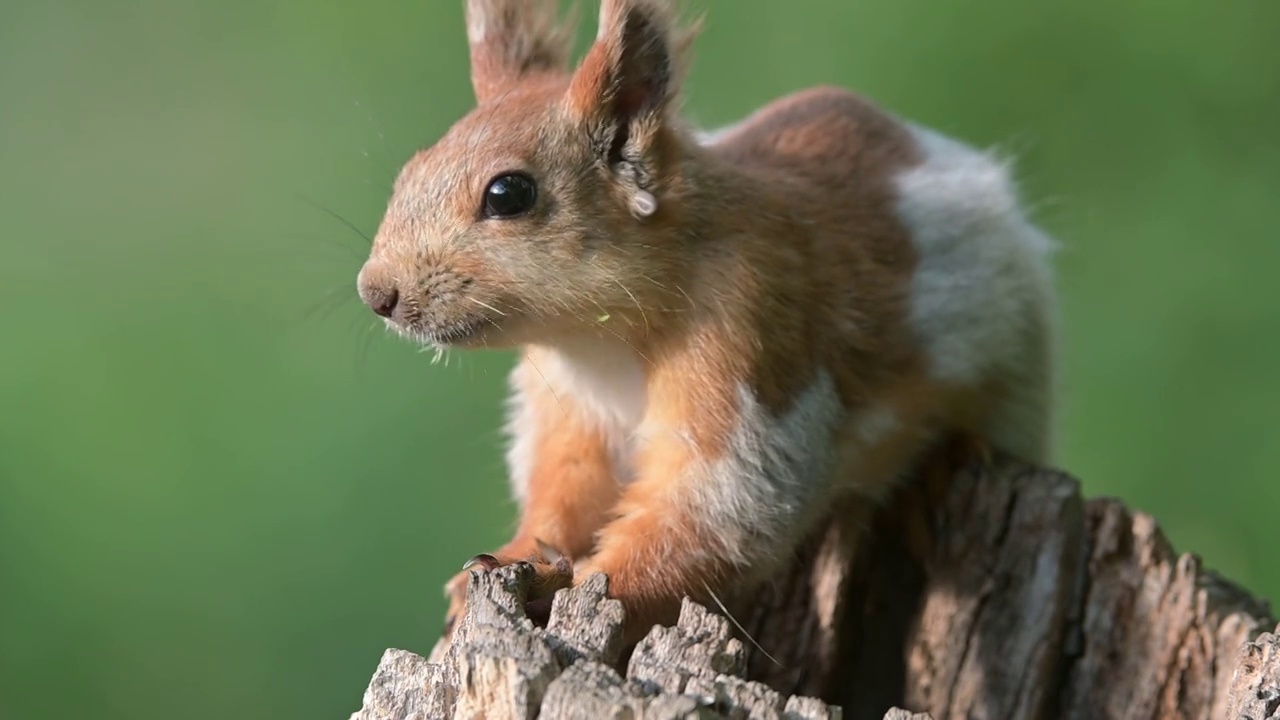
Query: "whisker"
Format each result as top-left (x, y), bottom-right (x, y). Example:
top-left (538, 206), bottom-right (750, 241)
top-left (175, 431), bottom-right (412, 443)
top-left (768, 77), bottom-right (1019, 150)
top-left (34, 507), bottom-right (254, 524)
top-left (342, 313), bottom-right (374, 378)
top-left (293, 194), bottom-right (374, 247)
top-left (355, 320), bottom-right (380, 375)
top-left (614, 279), bottom-right (650, 335)
top-left (295, 283), bottom-right (358, 328)
top-left (603, 327), bottom-right (650, 365)
top-left (638, 274), bottom-right (690, 314)
top-left (522, 353), bottom-right (568, 419)
top-left (275, 231), bottom-right (367, 261)
top-left (468, 297), bottom-right (508, 317)
top-left (638, 273), bottom-right (668, 290)
top-left (422, 344), bottom-right (447, 366)
top-left (674, 284), bottom-right (696, 311)
top-left (700, 579), bottom-right (783, 669)
top-left (580, 303), bottom-right (654, 367)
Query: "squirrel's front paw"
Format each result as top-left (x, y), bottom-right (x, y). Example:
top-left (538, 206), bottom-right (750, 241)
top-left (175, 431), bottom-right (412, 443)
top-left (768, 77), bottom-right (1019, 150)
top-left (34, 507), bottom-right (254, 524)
top-left (440, 543), bottom-right (575, 638)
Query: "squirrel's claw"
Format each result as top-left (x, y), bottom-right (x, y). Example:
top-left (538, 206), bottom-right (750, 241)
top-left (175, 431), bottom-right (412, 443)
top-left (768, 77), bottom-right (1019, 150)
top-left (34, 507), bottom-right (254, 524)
top-left (441, 546), bottom-right (577, 640)
top-left (462, 553), bottom-right (501, 572)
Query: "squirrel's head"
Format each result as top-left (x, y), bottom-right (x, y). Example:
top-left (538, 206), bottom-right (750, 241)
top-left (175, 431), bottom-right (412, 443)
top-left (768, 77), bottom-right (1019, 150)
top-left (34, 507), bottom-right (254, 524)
top-left (357, 0), bottom-right (701, 350)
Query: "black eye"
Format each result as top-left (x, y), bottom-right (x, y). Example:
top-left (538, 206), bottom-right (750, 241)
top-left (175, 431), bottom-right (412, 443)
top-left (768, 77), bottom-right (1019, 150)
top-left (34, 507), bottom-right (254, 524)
top-left (482, 172), bottom-right (537, 219)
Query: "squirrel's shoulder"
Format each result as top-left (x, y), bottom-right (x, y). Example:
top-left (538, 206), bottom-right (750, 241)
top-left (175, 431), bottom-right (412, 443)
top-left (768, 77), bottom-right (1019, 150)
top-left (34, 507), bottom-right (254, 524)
top-left (693, 85), bottom-right (922, 180)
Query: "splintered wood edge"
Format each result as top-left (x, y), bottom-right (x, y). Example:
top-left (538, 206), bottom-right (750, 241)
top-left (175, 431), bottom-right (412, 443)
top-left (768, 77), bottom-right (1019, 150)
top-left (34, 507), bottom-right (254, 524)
top-left (347, 563), bottom-right (921, 720)
top-left (1226, 623), bottom-right (1280, 719)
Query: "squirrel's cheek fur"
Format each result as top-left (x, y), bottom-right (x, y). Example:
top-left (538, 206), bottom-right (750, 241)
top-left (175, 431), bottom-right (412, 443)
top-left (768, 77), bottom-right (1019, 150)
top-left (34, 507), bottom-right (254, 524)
top-left (359, 0), bottom-right (1059, 647)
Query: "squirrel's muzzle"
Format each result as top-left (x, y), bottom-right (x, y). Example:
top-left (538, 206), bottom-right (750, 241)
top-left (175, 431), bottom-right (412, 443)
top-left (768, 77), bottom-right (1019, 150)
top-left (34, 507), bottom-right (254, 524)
top-left (356, 264), bottom-right (401, 321)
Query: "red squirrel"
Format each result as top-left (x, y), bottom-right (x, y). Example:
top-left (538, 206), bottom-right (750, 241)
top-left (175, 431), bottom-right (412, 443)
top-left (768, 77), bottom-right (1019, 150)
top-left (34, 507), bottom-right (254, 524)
top-left (356, 0), bottom-right (1057, 649)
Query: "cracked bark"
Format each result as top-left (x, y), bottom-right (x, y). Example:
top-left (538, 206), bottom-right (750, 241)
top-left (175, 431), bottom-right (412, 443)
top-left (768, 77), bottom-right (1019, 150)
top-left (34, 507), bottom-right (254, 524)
top-left (348, 457), bottom-right (1277, 720)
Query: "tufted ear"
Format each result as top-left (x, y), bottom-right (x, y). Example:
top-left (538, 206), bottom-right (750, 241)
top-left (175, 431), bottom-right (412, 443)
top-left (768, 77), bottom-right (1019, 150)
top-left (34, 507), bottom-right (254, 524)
top-left (465, 0), bottom-right (575, 104)
top-left (566, 0), bottom-right (699, 150)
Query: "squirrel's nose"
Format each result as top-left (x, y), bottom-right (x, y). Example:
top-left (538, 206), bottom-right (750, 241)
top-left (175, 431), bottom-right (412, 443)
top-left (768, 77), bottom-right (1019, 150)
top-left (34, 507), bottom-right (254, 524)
top-left (358, 273), bottom-right (400, 319)
top-left (367, 286), bottom-right (399, 318)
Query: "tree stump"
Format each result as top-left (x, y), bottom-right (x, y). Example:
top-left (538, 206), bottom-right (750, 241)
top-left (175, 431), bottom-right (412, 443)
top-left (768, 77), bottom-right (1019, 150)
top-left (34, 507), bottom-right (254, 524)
top-left (347, 457), bottom-right (1278, 719)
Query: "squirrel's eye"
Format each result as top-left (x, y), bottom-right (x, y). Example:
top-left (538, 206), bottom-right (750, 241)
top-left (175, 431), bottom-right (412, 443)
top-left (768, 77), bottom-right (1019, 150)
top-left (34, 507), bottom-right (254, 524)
top-left (482, 173), bottom-right (537, 219)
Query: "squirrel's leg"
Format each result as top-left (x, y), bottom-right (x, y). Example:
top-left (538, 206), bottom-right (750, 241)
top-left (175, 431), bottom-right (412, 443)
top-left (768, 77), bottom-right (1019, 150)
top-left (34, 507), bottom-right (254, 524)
top-left (575, 355), bottom-right (848, 646)
top-left (442, 354), bottom-right (621, 633)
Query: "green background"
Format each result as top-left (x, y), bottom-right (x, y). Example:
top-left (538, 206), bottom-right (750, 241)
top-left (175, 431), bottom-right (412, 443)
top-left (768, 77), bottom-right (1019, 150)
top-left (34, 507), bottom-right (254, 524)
top-left (1, 1), bottom-right (1276, 717)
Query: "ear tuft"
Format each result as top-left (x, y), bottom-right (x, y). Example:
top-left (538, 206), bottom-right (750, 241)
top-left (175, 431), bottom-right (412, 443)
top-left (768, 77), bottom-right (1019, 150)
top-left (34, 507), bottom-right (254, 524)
top-left (466, 0), bottom-right (577, 104)
top-left (566, 0), bottom-right (702, 126)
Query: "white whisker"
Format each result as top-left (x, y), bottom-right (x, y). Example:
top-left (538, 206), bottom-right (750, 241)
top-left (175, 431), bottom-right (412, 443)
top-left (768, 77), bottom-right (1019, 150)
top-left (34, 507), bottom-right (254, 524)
top-left (700, 580), bottom-right (783, 669)
top-left (468, 297), bottom-right (508, 317)
top-left (614, 279), bottom-right (650, 334)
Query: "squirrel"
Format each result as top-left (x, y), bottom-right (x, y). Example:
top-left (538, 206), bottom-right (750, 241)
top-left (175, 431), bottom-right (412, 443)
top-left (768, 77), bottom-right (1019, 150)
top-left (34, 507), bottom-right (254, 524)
top-left (356, 0), bottom-right (1057, 651)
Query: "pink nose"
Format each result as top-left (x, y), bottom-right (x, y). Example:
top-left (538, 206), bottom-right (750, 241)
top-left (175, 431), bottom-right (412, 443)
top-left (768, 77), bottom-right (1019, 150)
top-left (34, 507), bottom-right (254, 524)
top-left (365, 286), bottom-right (398, 318)
top-left (357, 273), bottom-right (400, 319)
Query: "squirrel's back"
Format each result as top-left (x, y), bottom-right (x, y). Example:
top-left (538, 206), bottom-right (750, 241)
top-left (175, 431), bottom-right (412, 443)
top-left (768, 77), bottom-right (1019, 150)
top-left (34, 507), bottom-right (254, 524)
top-left (699, 85), bottom-right (1058, 464)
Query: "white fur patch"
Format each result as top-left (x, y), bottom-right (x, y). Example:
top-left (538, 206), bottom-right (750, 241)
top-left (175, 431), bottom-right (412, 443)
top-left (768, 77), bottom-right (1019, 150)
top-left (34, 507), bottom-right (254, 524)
top-left (502, 365), bottom-right (540, 507)
top-left (687, 372), bottom-right (846, 572)
top-left (465, 2), bottom-right (513, 45)
top-left (466, 9), bottom-right (491, 44)
top-left (893, 124), bottom-right (1058, 462)
top-left (538, 339), bottom-right (647, 436)
top-left (503, 339), bottom-right (647, 504)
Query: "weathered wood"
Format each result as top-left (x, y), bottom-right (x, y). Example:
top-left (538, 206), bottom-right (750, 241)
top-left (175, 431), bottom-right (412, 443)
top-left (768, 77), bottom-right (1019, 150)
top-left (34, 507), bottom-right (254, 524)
top-left (350, 564), bottom-right (860, 719)
top-left (1059, 500), bottom-right (1273, 719)
top-left (881, 711), bottom-right (931, 720)
top-left (1227, 623), bottom-right (1280, 719)
top-left (347, 458), bottom-right (1275, 719)
top-left (351, 649), bottom-right (453, 720)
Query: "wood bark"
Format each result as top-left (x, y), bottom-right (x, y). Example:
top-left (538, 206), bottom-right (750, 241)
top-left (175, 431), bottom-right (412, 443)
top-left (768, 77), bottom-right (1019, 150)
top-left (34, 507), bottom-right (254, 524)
top-left (347, 458), bottom-right (1277, 719)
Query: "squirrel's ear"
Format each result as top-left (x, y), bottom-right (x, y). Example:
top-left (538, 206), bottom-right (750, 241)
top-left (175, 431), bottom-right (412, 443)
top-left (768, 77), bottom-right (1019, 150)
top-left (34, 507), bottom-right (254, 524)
top-left (465, 0), bottom-right (575, 104)
top-left (566, 0), bottom-right (698, 132)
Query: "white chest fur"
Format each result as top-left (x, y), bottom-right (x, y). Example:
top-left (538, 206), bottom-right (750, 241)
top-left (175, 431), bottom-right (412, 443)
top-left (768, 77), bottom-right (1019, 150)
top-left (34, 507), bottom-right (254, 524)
top-left (504, 338), bottom-right (647, 500)
top-left (539, 339), bottom-right (647, 436)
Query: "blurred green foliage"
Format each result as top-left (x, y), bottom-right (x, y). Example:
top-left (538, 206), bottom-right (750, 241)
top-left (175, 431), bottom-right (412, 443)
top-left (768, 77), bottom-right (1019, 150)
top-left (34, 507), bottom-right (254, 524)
top-left (1, 1), bottom-right (1276, 717)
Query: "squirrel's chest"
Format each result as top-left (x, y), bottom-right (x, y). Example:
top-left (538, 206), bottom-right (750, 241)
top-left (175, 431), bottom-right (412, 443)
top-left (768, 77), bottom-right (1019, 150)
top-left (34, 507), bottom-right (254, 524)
top-left (538, 344), bottom-right (647, 482)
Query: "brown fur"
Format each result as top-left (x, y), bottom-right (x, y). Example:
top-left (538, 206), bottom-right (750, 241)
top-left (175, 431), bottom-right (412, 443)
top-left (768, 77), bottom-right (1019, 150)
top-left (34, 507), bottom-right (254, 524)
top-left (504, 350), bottom-right (623, 560)
top-left (357, 0), bottom-right (1035, 648)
